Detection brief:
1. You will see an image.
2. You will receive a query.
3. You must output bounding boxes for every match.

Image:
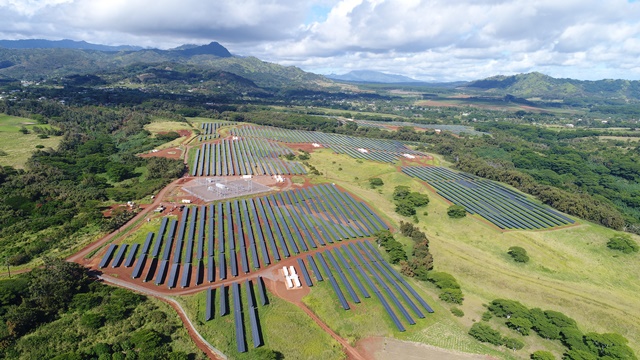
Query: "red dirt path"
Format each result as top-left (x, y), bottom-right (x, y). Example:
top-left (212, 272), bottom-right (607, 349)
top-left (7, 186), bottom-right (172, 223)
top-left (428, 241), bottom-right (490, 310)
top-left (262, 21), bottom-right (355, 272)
top-left (139, 147), bottom-right (183, 160)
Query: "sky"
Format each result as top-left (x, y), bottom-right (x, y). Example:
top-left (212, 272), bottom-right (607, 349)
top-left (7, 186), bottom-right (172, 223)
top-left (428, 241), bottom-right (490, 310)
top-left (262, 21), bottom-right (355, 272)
top-left (0, 0), bottom-right (639, 82)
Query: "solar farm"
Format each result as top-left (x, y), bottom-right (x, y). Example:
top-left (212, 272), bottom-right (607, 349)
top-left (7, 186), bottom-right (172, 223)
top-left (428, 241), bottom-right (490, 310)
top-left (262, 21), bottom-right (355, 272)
top-left (197, 122), bottom-right (235, 141)
top-left (99, 184), bottom-right (389, 286)
top-left (403, 166), bottom-right (575, 229)
top-left (191, 138), bottom-right (306, 176)
top-left (231, 125), bottom-right (427, 163)
top-left (87, 118), bottom-right (595, 359)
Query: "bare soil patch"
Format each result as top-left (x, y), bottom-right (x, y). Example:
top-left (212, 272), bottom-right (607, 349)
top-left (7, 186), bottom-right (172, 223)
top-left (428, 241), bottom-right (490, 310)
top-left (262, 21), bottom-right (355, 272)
top-left (356, 337), bottom-right (496, 360)
top-left (140, 147), bottom-right (183, 160)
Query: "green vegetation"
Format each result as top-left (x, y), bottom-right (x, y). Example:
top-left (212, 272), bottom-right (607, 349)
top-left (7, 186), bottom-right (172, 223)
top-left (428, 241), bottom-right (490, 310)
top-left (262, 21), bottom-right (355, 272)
top-left (508, 246), bottom-right (530, 263)
top-left (607, 234), bottom-right (639, 254)
top-left (531, 350), bottom-right (556, 360)
top-left (393, 185), bottom-right (429, 217)
top-left (374, 230), bottom-right (407, 264)
top-left (447, 205), bottom-right (467, 218)
top-left (0, 258), bottom-right (202, 358)
top-left (450, 307), bottom-right (464, 317)
top-left (369, 177), bottom-right (384, 188)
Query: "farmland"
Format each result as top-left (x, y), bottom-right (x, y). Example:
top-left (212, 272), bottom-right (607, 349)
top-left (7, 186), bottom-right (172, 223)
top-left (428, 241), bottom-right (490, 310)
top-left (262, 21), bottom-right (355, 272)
top-left (0, 114), bottom-right (62, 168)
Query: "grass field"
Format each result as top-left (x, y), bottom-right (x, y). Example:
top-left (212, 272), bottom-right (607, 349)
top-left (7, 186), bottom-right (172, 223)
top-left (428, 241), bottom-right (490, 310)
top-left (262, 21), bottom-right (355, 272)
top-left (305, 148), bottom-right (640, 358)
top-left (179, 287), bottom-right (345, 360)
top-left (0, 114), bottom-right (62, 168)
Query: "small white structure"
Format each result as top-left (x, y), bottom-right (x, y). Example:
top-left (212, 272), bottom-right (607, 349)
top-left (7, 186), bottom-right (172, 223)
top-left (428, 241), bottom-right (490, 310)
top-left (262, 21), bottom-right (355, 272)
top-left (289, 265), bottom-right (297, 275)
top-left (565, 124), bottom-right (575, 128)
top-left (312, 143), bottom-right (321, 148)
top-left (283, 265), bottom-right (301, 289)
top-left (292, 276), bottom-right (301, 288)
top-left (434, 129), bottom-right (442, 134)
top-left (181, 199), bottom-right (192, 204)
top-left (242, 175), bottom-right (252, 179)
top-left (232, 136), bottom-right (239, 140)
top-left (273, 175), bottom-right (284, 183)
top-left (357, 148), bottom-right (369, 153)
top-left (285, 277), bottom-right (294, 289)
top-left (283, 266), bottom-right (289, 276)
top-left (215, 183), bottom-right (227, 190)
top-left (402, 154), bottom-right (416, 159)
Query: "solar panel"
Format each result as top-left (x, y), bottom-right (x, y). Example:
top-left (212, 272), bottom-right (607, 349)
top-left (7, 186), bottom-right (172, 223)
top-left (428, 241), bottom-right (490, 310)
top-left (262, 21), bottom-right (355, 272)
top-left (155, 260), bottom-right (168, 285)
top-left (297, 258), bottom-right (313, 287)
top-left (162, 220), bottom-right (177, 261)
top-left (151, 217), bottom-right (168, 257)
top-left (99, 244), bottom-right (117, 269)
top-left (167, 263), bottom-right (179, 289)
top-left (111, 244), bottom-right (128, 268)
top-left (232, 282), bottom-right (247, 353)
top-left (205, 287), bottom-right (214, 321)
top-left (207, 256), bottom-right (215, 282)
top-left (141, 232), bottom-right (154, 254)
top-left (246, 280), bottom-right (263, 348)
top-left (218, 253), bottom-right (227, 280)
top-left (220, 284), bottom-right (228, 316)
top-left (306, 254), bottom-right (323, 281)
top-left (124, 243), bottom-right (139, 267)
top-left (180, 264), bottom-right (191, 288)
top-left (131, 253), bottom-right (147, 279)
top-left (334, 248), bottom-right (369, 298)
top-left (230, 252), bottom-right (238, 277)
top-left (257, 276), bottom-right (268, 306)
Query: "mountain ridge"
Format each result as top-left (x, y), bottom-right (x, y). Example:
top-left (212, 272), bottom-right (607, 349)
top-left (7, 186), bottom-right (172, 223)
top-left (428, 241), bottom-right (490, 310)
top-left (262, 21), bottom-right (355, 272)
top-left (327, 70), bottom-right (421, 83)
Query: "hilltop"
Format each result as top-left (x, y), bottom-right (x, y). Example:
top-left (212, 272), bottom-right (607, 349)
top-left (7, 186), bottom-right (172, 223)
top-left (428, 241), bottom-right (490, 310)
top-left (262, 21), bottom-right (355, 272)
top-left (465, 71), bottom-right (640, 100)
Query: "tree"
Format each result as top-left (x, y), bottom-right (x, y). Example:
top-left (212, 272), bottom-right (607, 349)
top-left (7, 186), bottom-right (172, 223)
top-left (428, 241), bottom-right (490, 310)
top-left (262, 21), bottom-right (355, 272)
top-left (503, 337), bottom-right (525, 350)
top-left (468, 323), bottom-right (503, 346)
top-left (531, 350), bottom-right (556, 360)
top-left (508, 246), bottom-right (530, 263)
top-left (507, 317), bottom-right (533, 336)
top-left (27, 257), bottom-right (89, 314)
top-left (447, 205), bottom-right (466, 218)
top-left (369, 178), bottom-right (384, 188)
top-left (395, 200), bottom-right (416, 217)
top-left (393, 185), bottom-right (411, 200)
top-left (607, 235), bottom-right (639, 254)
top-left (439, 288), bottom-right (464, 304)
top-left (583, 332), bottom-right (637, 360)
top-left (563, 349), bottom-right (597, 360)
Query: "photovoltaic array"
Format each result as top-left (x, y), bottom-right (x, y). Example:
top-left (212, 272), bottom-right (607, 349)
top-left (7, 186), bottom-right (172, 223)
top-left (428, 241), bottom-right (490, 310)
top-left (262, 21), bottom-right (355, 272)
top-left (198, 122), bottom-right (235, 141)
top-left (99, 184), bottom-right (388, 288)
top-left (191, 138), bottom-right (306, 176)
top-left (402, 166), bottom-right (575, 229)
top-left (300, 241), bottom-right (433, 332)
top-left (231, 125), bottom-right (425, 163)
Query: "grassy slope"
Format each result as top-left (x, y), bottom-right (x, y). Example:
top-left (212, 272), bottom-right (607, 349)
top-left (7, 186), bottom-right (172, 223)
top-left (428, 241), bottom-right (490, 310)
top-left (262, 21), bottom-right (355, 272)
top-left (306, 148), bottom-right (640, 358)
top-left (179, 287), bottom-right (345, 360)
top-left (0, 114), bottom-right (61, 168)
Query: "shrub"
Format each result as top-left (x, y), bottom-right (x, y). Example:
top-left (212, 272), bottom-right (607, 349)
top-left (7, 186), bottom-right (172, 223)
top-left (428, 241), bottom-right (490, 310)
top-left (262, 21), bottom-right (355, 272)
top-left (439, 288), bottom-right (464, 304)
top-left (468, 323), bottom-right (503, 346)
top-left (426, 272), bottom-right (460, 289)
top-left (503, 337), bottom-right (525, 350)
top-left (369, 178), bottom-right (384, 187)
top-left (507, 317), bottom-right (533, 336)
top-left (531, 351), bottom-right (556, 360)
top-left (607, 235), bottom-right (638, 254)
top-left (395, 200), bottom-right (416, 216)
top-left (508, 246), bottom-right (530, 263)
top-left (80, 313), bottom-right (105, 329)
top-left (35, 144), bottom-right (45, 148)
top-left (489, 299), bottom-right (530, 319)
top-left (482, 311), bottom-right (493, 321)
top-left (563, 349), bottom-right (598, 360)
top-left (451, 307), bottom-right (464, 317)
top-left (447, 205), bottom-right (466, 218)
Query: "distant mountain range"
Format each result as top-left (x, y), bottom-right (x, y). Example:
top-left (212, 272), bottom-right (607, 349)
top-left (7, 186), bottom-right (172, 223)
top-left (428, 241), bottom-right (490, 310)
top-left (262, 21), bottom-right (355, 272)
top-left (0, 40), bottom-right (321, 88)
top-left (0, 39), bottom-right (143, 52)
top-left (327, 70), bottom-right (421, 83)
top-left (464, 72), bottom-right (640, 99)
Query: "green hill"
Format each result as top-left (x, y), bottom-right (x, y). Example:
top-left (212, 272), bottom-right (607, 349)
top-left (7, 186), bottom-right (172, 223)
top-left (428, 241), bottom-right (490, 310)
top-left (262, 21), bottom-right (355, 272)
top-left (466, 72), bottom-right (640, 100)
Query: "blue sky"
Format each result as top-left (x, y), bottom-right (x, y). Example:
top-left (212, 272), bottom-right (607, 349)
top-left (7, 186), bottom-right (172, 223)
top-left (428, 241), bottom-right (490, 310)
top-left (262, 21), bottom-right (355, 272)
top-left (0, 0), bottom-right (639, 81)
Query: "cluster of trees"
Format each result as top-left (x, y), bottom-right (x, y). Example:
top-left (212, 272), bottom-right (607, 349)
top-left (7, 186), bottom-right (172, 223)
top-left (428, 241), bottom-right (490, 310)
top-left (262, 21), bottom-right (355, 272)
top-left (398, 221), bottom-right (433, 278)
top-left (424, 271), bottom-right (464, 305)
top-left (468, 322), bottom-right (524, 350)
top-left (393, 185), bottom-right (429, 217)
top-left (374, 230), bottom-right (407, 264)
top-left (486, 299), bottom-right (636, 359)
top-left (0, 100), bottom-right (186, 264)
top-left (0, 258), bottom-right (199, 359)
top-left (447, 205), bottom-right (467, 218)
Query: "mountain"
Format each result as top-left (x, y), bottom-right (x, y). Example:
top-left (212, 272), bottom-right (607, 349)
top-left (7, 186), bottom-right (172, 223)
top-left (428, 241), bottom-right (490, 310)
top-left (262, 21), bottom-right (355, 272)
top-left (0, 39), bottom-right (142, 52)
top-left (0, 41), bottom-right (325, 88)
top-left (327, 70), bottom-right (420, 83)
top-left (465, 72), bottom-right (640, 99)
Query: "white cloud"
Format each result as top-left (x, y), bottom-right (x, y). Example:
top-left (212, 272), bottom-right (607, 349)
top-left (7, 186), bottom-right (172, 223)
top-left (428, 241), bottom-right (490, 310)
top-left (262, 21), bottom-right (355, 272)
top-left (0, 0), bottom-right (639, 80)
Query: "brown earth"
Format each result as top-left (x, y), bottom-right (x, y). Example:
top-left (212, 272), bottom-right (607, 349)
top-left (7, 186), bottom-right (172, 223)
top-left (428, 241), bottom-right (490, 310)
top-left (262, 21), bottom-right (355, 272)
top-left (356, 337), bottom-right (496, 360)
top-left (140, 147), bottom-right (183, 160)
